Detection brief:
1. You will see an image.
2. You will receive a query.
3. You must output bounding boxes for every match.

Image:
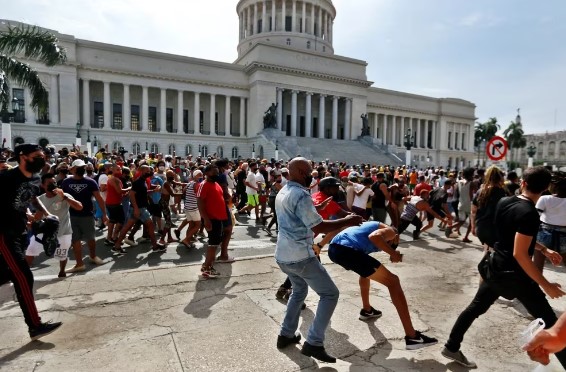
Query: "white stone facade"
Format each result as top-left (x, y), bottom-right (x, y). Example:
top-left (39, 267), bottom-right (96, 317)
top-left (518, 131), bottom-right (566, 166)
top-left (0, 1), bottom-right (476, 167)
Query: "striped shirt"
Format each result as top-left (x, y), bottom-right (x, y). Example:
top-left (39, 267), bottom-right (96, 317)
top-left (184, 181), bottom-right (198, 211)
top-left (401, 196), bottom-right (423, 221)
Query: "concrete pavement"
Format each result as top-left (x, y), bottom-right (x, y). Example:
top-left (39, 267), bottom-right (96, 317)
top-left (1, 227), bottom-right (566, 371)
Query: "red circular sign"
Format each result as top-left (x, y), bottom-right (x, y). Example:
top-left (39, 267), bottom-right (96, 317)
top-left (486, 136), bottom-right (508, 161)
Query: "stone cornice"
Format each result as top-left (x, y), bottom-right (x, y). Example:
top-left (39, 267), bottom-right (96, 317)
top-left (367, 103), bottom-right (476, 121)
top-left (251, 80), bottom-right (367, 99)
top-left (368, 87), bottom-right (476, 108)
top-left (79, 66), bottom-right (249, 92)
top-left (243, 62), bottom-right (373, 88)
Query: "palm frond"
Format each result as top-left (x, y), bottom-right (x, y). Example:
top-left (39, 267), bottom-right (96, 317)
top-left (0, 25), bottom-right (66, 66)
top-left (0, 55), bottom-right (48, 110)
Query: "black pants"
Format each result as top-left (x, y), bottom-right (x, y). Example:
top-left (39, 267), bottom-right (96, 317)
top-left (267, 196), bottom-right (278, 230)
top-left (398, 216), bottom-right (422, 235)
top-left (0, 233), bottom-right (42, 329)
top-left (236, 189), bottom-right (247, 210)
top-left (445, 279), bottom-right (566, 368)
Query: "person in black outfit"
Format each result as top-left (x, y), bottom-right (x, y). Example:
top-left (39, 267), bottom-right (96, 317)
top-left (442, 166), bottom-right (566, 369)
top-left (0, 144), bottom-right (62, 340)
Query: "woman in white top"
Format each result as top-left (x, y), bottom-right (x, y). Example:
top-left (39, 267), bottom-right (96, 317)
top-left (351, 177), bottom-right (374, 220)
top-left (536, 171), bottom-right (566, 265)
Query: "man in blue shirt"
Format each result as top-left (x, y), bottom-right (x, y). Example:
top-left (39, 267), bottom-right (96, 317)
top-left (328, 221), bottom-right (438, 350)
top-left (275, 157), bottom-right (362, 363)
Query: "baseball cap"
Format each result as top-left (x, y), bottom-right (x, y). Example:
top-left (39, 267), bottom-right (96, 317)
top-left (9, 143), bottom-right (42, 161)
top-left (71, 159), bottom-right (86, 168)
top-left (319, 177), bottom-right (341, 188)
top-left (280, 167), bottom-right (289, 173)
top-left (348, 171), bottom-right (359, 179)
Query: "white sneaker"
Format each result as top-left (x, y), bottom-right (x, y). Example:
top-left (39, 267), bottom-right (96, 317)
top-left (89, 256), bottom-right (104, 265)
top-left (124, 238), bottom-right (138, 247)
top-left (65, 265), bottom-right (85, 273)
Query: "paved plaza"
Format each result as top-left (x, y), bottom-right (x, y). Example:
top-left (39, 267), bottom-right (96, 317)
top-left (1, 219), bottom-right (565, 371)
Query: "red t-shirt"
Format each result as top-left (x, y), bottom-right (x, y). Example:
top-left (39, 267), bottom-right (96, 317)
top-left (339, 170), bottom-right (349, 179)
top-left (312, 191), bottom-right (341, 220)
top-left (414, 182), bottom-right (432, 196)
top-left (197, 181), bottom-right (228, 220)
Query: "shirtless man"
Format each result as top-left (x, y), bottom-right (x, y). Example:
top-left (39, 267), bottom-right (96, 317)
top-left (159, 170), bottom-right (184, 245)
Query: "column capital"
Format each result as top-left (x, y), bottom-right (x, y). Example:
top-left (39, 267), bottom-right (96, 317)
top-left (291, 90), bottom-right (299, 94)
top-left (276, 87), bottom-right (285, 93)
top-left (160, 87), bottom-right (167, 92)
top-left (305, 92), bottom-right (314, 96)
top-left (331, 95), bottom-right (339, 100)
top-left (123, 83), bottom-right (130, 88)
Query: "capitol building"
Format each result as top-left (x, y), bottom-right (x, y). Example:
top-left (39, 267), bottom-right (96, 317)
top-left (1, 0), bottom-right (477, 167)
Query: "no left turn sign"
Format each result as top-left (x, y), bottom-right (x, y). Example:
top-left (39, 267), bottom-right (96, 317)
top-left (486, 136), bottom-right (508, 161)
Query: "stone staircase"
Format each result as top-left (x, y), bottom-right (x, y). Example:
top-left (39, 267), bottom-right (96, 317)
top-left (257, 129), bottom-right (404, 166)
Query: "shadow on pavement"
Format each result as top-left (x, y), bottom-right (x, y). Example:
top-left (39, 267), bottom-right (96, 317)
top-left (0, 340), bottom-right (54, 364)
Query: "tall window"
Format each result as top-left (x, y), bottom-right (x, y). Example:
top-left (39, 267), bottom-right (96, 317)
top-left (199, 111), bottom-right (204, 133)
top-left (132, 142), bottom-right (141, 155)
top-left (112, 103), bottom-right (123, 129)
top-left (130, 105), bottom-right (140, 131)
top-left (12, 88), bottom-right (25, 123)
top-left (231, 146), bottom-right (239, 159)
top-left (537, 142), bottom-right (544, 158)
top-left (112, 141), bottom-right (122, 152)
top-left (183, 109), bottom-right (189, 133)
top-left (166, 108), bottom-right (173, 133)
top-left (214, 112), bottom-right (219, 134)
top-left (285, 16), bottom-right (292, 31)
top-left (168, 144), bottom-right (175, 155)
top-left (258, 19), bottom-right (263, 33)
top-left (201, 145), bottom-right (208, 157)
top-left (217, 146), bottom-right (223, 158)
top-left (150, 143), bottom-right (159, 154)
top-left (455, 133), bottom-right (459, 150)
top-left (447, 132), bottom-right (452, 149)
top-left (93, 101), bottom-right (103, 128)
top-left (148, 107), bottom-right (157, 132)
top-left (548, 142), bottom-right (556, 158)
top-left (560, 141), bottom-right (566, 157)
top-left (185, 144), bottom-right (192, 156)
top-left (462, 133), bottom-right (466, 151)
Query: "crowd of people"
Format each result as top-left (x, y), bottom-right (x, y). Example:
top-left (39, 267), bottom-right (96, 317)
top-left (1, 143), bottom-right (565, 369)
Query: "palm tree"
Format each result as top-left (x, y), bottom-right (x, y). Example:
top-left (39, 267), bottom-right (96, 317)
top-left (483, 117), bottom-right (500, 141)
top-left (0, 24), bottom-right (66, 114)
top-left (503, 113), bottom-right (527, 163)
top-left (474, 118), bottom-right (500, 166)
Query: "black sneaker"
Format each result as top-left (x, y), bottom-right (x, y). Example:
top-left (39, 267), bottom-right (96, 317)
top-left (359, 306), bottom-right (383, 321)
top-left (104, 238), bottom-right (115, 246)
top-left (412, 230), bottom-right (420, 240)
top-left (441, 347), bottom-right (477, 368)
top-left (405, 331), bottom-right (438, 350)
top-left (111, 246), bottom-right (127, 255)
top-left (275, 286), bottom-right (287, 299)
top-left (301, 341), bottom-right (336, 363)
top-left (277, 332), bottom-right (301, 349)
top-left (174, 229), bottom-right (181, 240)
top-left (29, 321), bottom-right (62, 341)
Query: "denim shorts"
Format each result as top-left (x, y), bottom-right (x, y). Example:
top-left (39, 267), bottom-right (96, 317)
top-left (537, 226), bottom-right (566, 254)
top-left (129, 207), bottom-right (152, 224)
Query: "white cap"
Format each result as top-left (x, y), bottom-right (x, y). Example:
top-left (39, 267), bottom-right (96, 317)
top-left (280, 167), bottom-right (289, 173)
top-left (71, 159), bottom-right (86, 168)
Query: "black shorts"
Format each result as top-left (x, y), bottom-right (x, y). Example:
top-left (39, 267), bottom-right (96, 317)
top-left (427, 207), bottom-right (445, 221)
top-left (107, 204), bottom-right (126, 225)
top-left (208, 219), bottom-right (224, 246)
top-left (328, 243), bottom-right (381, 278)
top-left (148, 201), bottom-right (162, 218)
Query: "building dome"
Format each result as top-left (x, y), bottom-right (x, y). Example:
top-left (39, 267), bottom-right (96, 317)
top-left (236, 0), bottom-right (336, 57)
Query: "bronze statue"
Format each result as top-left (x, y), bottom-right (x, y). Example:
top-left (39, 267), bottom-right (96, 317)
top-left (360, 113), bottom-right (370, 136)
top-left (263, 103), bottom-right (278, 129)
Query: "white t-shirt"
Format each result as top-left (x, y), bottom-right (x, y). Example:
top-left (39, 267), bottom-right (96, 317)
top-left (536, 195), bottom-right (566, 226)
top-left (98, 173), bottom-right (108, 201)
top-left (352, 183), bottom-right (374, 209)
top-left (255, 172), bottom-right (265, 193)
top-left (310, 178), bottom-right (319, 194)
top-left (246, 171), bottom-right (258, 195)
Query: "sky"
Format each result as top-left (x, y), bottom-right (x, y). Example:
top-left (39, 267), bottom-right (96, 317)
top-left (3, 0), bottom-right (566, 135)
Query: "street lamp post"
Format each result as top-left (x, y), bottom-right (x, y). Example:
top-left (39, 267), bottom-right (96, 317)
top-left (252, 143), bottom-right (255, 159)
top-left (86, 129), bottom-right (92, 157)
top-left (275, 141), bottom-right (279, 161)
top-left (93, 136), bottom-right (98, 155)
top-left (527, 142), bottom-right (536, 169)
top-left (198, 144), bottom-right (202, 157)
top-left (75, 122), bottom-right (82, 147)
top-left (403, 128), bottom-right (415, 166)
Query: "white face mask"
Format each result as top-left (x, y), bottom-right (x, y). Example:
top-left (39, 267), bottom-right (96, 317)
top-left (158, 166), bottom-right (165, 172)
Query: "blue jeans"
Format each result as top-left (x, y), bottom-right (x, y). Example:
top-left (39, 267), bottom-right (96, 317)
top-left (277, 257), bottom-right (339, 346)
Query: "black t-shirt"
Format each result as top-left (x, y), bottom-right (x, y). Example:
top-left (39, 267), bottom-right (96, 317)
top-left (430, 187), bottom-right (448, 210)
top-left (0, 167), bottom-right (41, 235)
top-left (493, 196), bottom-right (540, 272)
top-left (62, 176), bottom-right (99, 217)
top-left (371, 181), bottom-right (388, 208)
top-left (132, 177), bottom-right (149, 208)
top-left (474, 187), bottom-right (508, 246)
top-left (506, 182), bottom-right (520, 196)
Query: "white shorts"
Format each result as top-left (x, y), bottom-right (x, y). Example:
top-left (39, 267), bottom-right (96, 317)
top-left (26, 234), bottom-right (72, 262)
top-left (185, 209), bottom-right (201, 222)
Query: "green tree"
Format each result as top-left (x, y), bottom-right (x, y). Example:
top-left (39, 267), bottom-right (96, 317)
top-left (474, 117), bottom-right (500, 146)
top-left (0, 24), bottom-right (66, 114)
top-left (503, 119), bottom-right (527, 163)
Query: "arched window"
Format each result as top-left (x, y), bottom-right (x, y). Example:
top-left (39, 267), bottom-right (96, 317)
top-left (537, 142), bottom-right (544, 158)
top-left (150, 143), bottom-right (159, 154)
top-left (168, 144), bottom-right (175, 155)
top-left (286, 38), bottom-right (291, 46)
top-left (132, 142), bottom-right (141, 155)
top-left (231, 146), bottom-right (239, 159)
top-left (217, 146), bottom-right (224, 158)
top-left (38, 138), bottom-right (49, 148)
top-left (259, 145), bottom-right (264, 160)
top-left (548, 142), bottom-right (555, 158)
top-left (201, 145), bottom-right (209, 157)
top-left (13, 136), bottom-right (25, 148)
top-left (560, 141), bottom-right (566, 158)
top-left (185, 144), bottom-right (192, 156)
top-left (112, 141), bottom-right (122, 152)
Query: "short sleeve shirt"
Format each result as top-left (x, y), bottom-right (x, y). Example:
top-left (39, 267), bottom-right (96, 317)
top-left (0, 167), bottom-right (41, 234)
top-left (275, 181), bottom-right (323, 264)
top-left (196, 181), bottom-right (228, 220)
top-left (38, 193), bottom-right (75, 236)
top-left (353, 184), bottom-right (374, 209)
top-left (246, 171), bottom-right (258, 195)
top-left (131, 177), bottom-right (150, 209)
top-left (331, 221), bottom-right (380, 254)
top-left (62, 177), bottom-right (100, 217)
top-left (312, 191), bottom-right (341, 220)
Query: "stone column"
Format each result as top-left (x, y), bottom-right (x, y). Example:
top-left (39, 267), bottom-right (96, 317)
top-left (331, 96), bottom-right (338, 139)
top-left (210, 93), bottom-right (216, 136)
top-left (282, 0), bottom-right (286, 31)
top-left (141, 85), bottom-right (148, 131)
top-left (301, 1), bottom-right (306, 32)
top-left (344, 98), bottom-right (351, 140)
top-left (318, 94), bottom-right (326, 139)
top-left (290, 90), bottom-right (298, 137)
top-left (271, 0), bottom-right (276, 31)
top-left (103, 81), bottom-right (111, 129)
top-left (431, 120), bottom-right (437, 149)
top-left (292, 0), bottom-right (296, 32)
top-left (322, 11), bottom-right (326, 39)
top-left (329, 18), bottom-right (333, 43)
top-left (24, 88), bottom-right (36, 124)
top-left (311, 4), bottom-right (315, 35)
top-left (82, 79), bottom-right (90, 127)
top-left (426, 120), bottom-right (431, 148)
top-left (246, 6), bottom-right (251, 36)
top-left (49, 74), bottom-right (59, 124)
top-left (253, 3), bottom-right (258, 34)
top-left (305, 92), bottom-right (312, 138)
top-left (276, 88), bottom-right (283, 130)
top-left (194, 92), bottom-right (200, 135)
top-left (225, 95), bottom-right (231, 136)
top-left (318, 6), bottom-right (322, 36)
top-left (383, 115), bottom-right (388, 145)
top-left (123, 84), bottom-right (130, 131)
top-left (239, 97), bottom-right (246, 137)
top-left (239, 12), bottom-right (243, 40)
top-left (160, 88), bottom-right (167, 133)
top-left (391, 116), bottom-right (397, 146)
top-left (416, 119), bottom-right (422, 148)
top-left (177, 90), bottom-right (183, 134)
top-left (262, 1), bottom-right (267, 32)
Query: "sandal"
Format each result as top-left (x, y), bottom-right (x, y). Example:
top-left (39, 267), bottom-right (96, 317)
top-left (216, 256), bottom-right (235, 263)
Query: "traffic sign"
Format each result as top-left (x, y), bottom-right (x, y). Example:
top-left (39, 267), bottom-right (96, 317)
top-left (486, 136), bottom-right (508, 161)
